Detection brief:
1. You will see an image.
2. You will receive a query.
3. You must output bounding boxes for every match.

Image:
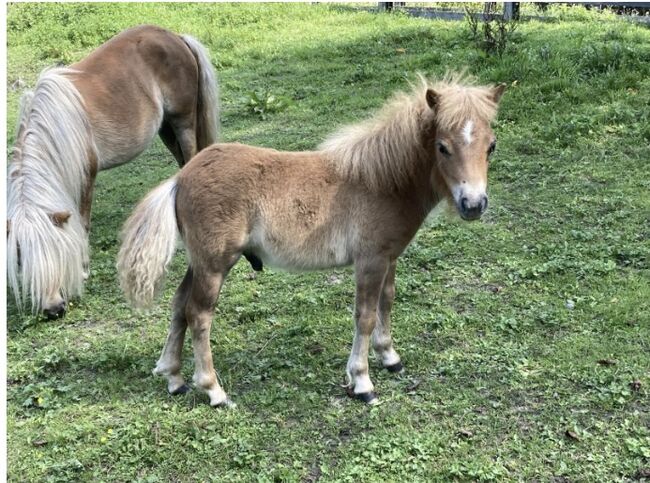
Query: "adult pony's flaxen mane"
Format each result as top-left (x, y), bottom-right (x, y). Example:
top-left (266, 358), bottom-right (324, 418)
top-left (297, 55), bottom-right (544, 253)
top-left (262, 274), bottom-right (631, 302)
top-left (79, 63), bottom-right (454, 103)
top-left (7, 68), bottom-right (95, 310)
top-left (320, 73), bottom-right (500, 192)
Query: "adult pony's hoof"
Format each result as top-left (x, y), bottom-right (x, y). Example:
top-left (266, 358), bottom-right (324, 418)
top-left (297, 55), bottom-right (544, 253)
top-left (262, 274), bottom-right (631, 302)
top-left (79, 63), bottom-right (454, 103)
top-left (385, 361), bottom-right (404, 373)
top-left (355, 391), bottom-right (379, 405)
top-left (211, 397), bottom-right (236, 409)
top-left (169, 384), bottom-right (191, 395)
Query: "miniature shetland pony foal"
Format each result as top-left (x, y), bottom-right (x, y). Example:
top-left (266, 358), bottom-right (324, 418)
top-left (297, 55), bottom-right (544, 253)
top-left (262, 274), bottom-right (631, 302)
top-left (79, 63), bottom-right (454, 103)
top-left (118, 75), bottom-right (506, 407)
top-left (8, 25), bottom-right (218, 318)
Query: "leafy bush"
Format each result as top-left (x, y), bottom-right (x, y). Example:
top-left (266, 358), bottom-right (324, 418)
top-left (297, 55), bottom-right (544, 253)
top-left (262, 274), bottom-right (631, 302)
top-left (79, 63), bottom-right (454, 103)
top-left (465, 2), bottom-right (520, 58)
top-left (242, 90), bottom-right (294, 119)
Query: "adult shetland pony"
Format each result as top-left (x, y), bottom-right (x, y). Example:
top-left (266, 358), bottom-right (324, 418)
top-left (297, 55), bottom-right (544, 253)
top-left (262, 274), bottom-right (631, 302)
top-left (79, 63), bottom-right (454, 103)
top-left (8, 25), bottom-right (219, 318)
top-left (118, 74), bottom-right (506, 407)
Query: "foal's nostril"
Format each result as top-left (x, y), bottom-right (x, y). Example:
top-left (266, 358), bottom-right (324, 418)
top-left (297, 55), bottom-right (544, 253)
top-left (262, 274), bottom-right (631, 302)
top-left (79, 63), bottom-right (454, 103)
top-left (481, 196), bottom-right (489, 213)
top-left (461, 197), bottom-right (469, 212)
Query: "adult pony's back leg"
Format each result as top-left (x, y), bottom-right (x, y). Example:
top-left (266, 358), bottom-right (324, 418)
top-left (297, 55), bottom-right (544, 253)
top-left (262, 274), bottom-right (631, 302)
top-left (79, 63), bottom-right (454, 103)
top-left (158, 120), bottom-right (186, 166)
top-left (160, 114), bottom-right (198, 166)
top-left (158, 35), bottom-right (219, 166)
top-left (153, 266), bottom-right (193, 394)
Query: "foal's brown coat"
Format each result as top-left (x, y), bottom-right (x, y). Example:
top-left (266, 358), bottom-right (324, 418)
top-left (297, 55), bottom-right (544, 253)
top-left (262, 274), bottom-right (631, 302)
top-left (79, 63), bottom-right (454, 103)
top-left (118, 76), bottom-right (506, 406)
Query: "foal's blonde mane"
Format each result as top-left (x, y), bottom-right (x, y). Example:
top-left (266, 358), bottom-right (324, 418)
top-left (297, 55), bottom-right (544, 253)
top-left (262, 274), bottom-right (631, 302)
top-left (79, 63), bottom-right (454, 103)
top-left (320, 73), bottom-right (500, 192)
top-left (7, 67), bottom-right (95, 310)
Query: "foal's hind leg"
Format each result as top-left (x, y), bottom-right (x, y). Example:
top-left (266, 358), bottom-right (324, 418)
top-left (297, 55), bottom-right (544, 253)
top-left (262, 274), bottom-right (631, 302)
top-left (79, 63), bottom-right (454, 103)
top-left (347, 257), bottom-right (390, 404)
top-left (372, 260), bottom-right (403, 373)
top-left (186, 268), bottom-right (234, 407)
top-left (153, 267), bottom-right (193, 395)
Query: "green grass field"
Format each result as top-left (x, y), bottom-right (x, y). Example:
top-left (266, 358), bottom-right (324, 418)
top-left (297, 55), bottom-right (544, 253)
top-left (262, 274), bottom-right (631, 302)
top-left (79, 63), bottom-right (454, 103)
top-left (6, 3), bottom-right (650, 481)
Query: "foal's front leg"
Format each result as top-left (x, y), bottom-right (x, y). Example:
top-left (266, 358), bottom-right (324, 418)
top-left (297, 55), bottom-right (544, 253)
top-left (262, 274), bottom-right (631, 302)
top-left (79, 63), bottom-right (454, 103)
top-left (347, 258), bottom-right (390, 404)
top-left (372, 260), bottom-right (403, 373)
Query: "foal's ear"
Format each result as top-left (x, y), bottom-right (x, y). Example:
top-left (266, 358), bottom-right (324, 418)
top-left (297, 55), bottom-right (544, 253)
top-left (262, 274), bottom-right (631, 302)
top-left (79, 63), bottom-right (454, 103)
top-left (49, 211), bottom-right (71, 228)
top-left (425, 89), bottom-right (439, 110)
top-left (490, 83), bottom-right (507, 104)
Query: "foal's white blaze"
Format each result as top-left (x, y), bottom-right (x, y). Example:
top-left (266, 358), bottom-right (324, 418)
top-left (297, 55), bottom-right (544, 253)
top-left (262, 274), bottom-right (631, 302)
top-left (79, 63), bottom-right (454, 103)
top-left (462, 120), bottom-right (474, 145)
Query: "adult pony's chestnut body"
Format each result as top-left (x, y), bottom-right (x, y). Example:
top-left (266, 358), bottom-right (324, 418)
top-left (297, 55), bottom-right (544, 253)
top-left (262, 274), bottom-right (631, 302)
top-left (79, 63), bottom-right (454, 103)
top-left (118, 75), bottom-right (506, 407)
top-left (8, 25), bottom-right (219, 318)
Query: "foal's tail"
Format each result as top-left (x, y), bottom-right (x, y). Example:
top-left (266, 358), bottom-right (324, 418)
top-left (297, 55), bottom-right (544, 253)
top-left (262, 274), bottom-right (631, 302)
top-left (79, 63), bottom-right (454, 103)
top-left (117, 178), bottom-right (179, 309)
top-left (181, 35), bottom-right (219, 150)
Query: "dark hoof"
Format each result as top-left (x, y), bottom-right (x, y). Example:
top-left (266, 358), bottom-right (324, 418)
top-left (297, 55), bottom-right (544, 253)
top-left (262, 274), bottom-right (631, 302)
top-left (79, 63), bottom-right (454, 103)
top-left (354, 391), bottom-right (378, 405)
top-left (170, 384), bottom-right (191, 395)
top-left (385, 362), bottom-right (404, 373)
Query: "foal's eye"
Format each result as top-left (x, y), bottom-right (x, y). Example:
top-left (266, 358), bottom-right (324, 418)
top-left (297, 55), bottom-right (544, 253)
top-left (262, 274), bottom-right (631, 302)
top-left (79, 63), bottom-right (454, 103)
top-left (487, 141), bottom-right (496, 156)
top-left (438, 143), bottom-right (451, 156)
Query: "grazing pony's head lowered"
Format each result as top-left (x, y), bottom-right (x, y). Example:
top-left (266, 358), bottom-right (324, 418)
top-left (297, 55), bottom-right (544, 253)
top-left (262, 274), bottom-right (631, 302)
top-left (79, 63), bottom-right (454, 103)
top-left (321, 73), bottom-right (506, 220)
top-left (7, 69), bottom-right (94, 317)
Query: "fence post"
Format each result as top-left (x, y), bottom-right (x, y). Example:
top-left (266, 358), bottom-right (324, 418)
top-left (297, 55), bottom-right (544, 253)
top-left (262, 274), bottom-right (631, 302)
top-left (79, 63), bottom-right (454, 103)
top-left (503, 2), bottom-right (521, 20)
top-left (378, 2), bottom-right (404, 11)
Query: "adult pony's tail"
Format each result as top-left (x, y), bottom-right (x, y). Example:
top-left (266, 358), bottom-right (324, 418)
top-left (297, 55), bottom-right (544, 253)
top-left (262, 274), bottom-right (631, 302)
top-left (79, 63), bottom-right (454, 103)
top-left (181, 35), bottom-right (219, 150)
top-left (117, 178), bottom-right (179, 309)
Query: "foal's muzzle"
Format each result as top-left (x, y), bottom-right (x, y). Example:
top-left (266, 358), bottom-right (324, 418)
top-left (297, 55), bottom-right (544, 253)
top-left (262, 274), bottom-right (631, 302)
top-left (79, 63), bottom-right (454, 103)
top-left (458, 195), bottom-right (488, 221)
